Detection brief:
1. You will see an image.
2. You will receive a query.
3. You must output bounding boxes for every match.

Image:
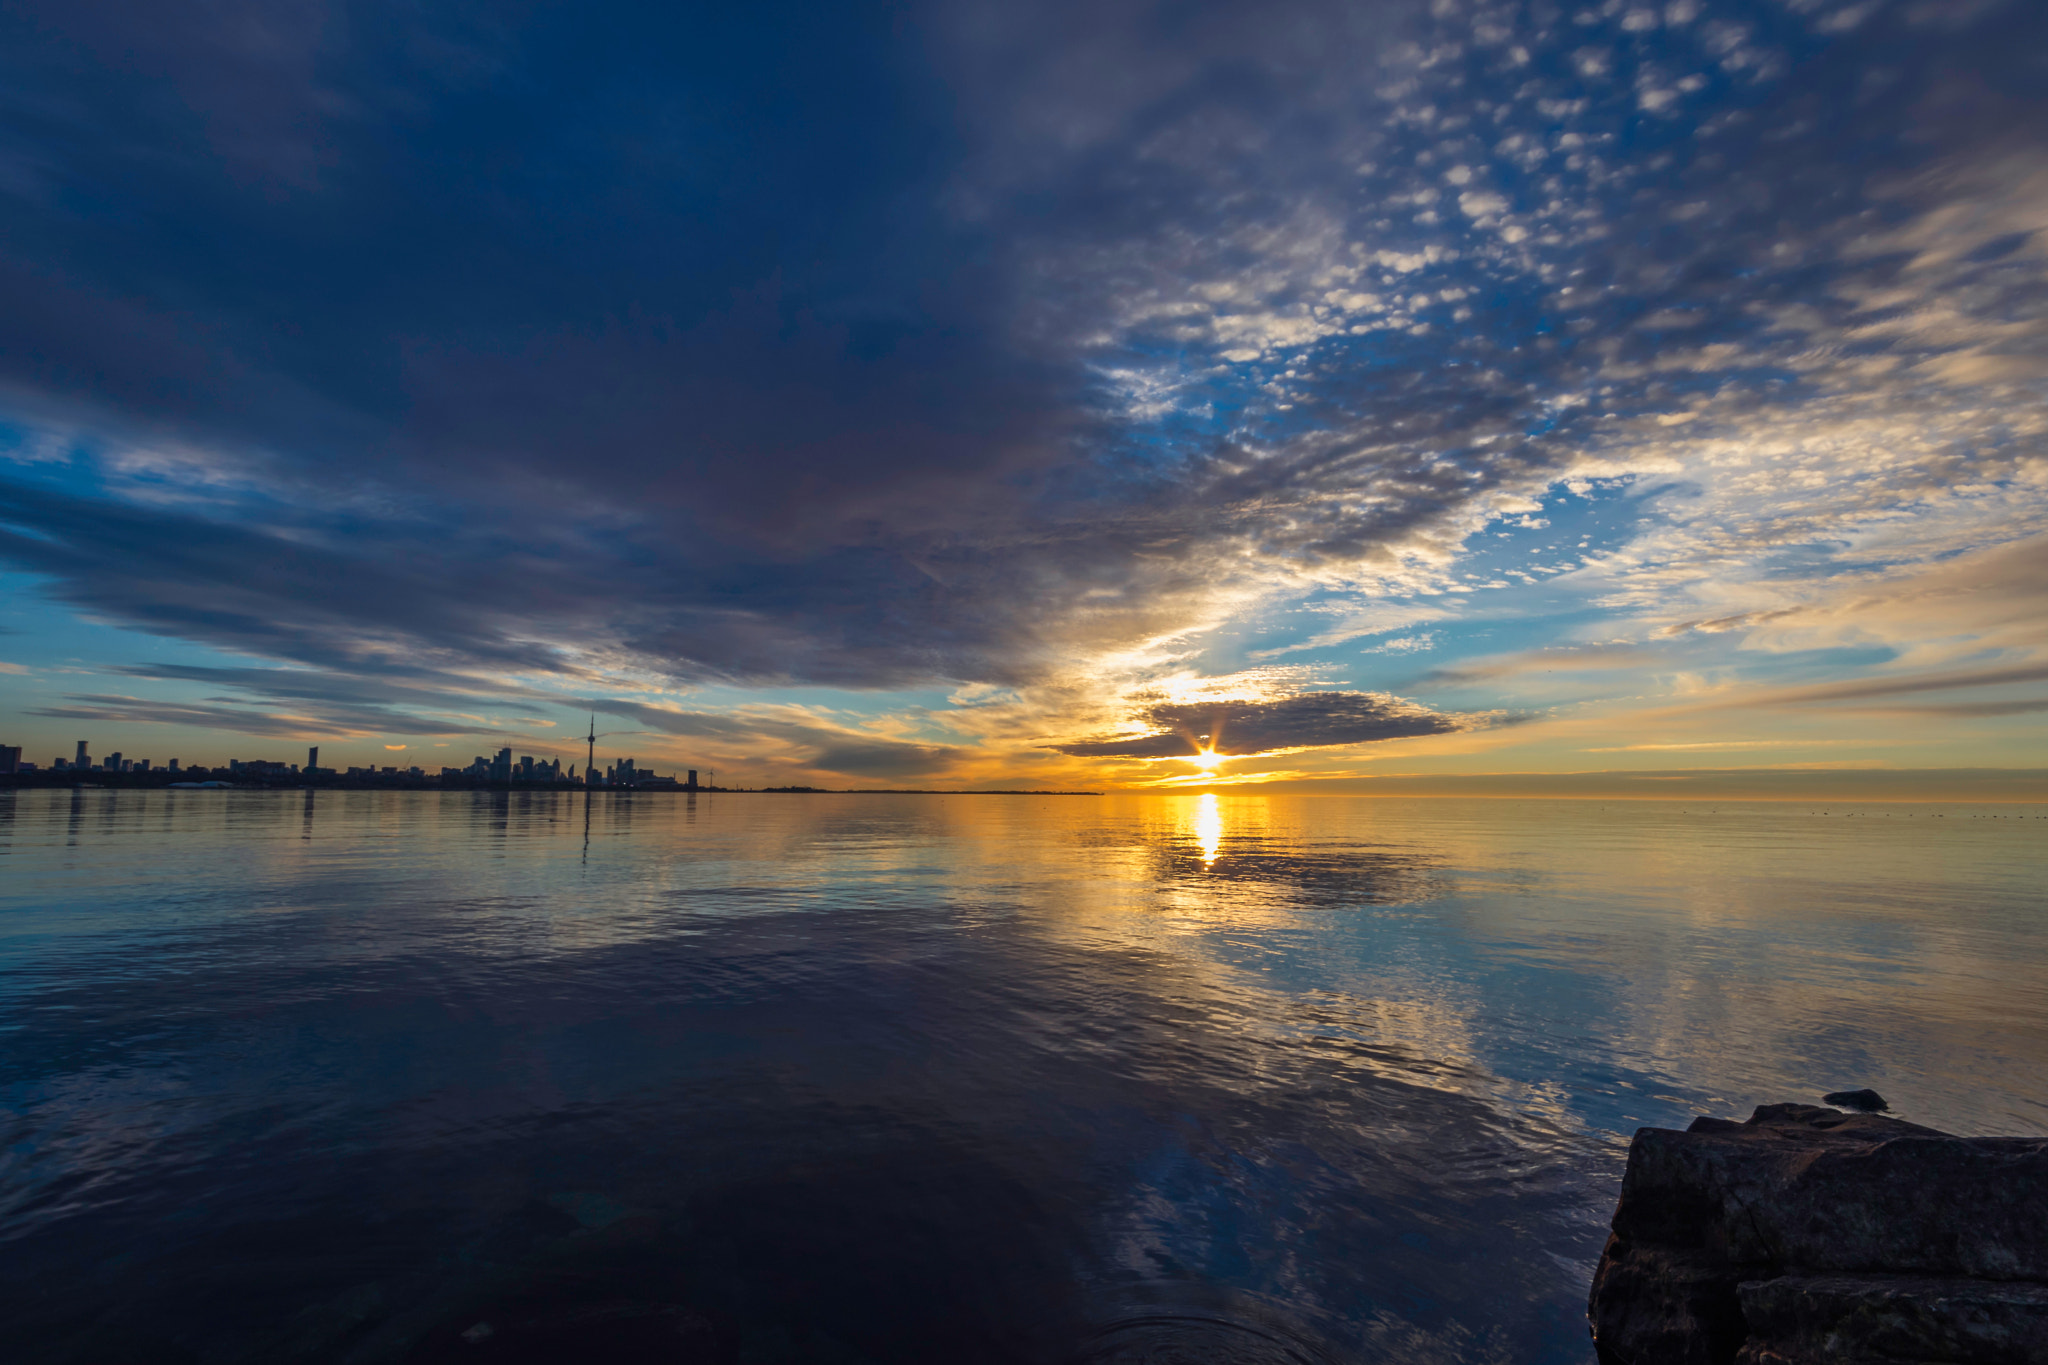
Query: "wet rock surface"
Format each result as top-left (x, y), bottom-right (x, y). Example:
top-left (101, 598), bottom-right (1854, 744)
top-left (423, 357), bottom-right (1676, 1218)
top-left (1588, 1102), bottom-right (2048, 1364)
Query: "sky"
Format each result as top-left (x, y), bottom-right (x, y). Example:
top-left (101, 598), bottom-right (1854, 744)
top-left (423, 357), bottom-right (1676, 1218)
top-left (0, 0), bottom-right (2044, 793)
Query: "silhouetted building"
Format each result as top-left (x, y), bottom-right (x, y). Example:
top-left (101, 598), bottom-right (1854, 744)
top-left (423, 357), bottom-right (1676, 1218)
top-left (511, 756), bottom-right (563, 782)
top-left (75, 740), bottom-right (89, 768)
top-left (308, 746), bottom-right (319, 770)
top-left (0, 745), bottom-right (20, 774)
top-left (687, 769), bottom-right (698, 790)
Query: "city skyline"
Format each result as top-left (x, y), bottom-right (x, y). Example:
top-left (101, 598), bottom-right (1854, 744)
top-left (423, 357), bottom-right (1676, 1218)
top-left (1, 736), bottom-right (709, 788)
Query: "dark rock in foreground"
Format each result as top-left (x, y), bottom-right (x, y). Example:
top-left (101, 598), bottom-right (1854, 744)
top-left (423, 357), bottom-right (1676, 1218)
top-left (1587, 1103), bottom-right (2048, 1364)
top-left (1736, 1274), bottom-right (2048, 1365)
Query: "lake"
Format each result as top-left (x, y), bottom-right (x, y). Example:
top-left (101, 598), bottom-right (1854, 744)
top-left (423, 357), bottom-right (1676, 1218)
top-left (3, 789), bottom-right (2044, 1363)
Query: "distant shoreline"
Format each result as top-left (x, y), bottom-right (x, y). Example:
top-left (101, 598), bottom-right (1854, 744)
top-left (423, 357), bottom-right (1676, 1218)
top-left (756, 788), bottom-right (1100, 795)
top-left (9, 773), bottom-right (2043, 802)
top-left (0, 774), bottom-right (1098, 796)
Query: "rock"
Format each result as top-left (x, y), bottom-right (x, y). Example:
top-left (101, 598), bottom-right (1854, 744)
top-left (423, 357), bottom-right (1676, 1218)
top-left (1623, 1103), bottom-right (2048, 1279)
top-left (1735, 1274), bottom-right (2048, 1365)
top-left (1586, 1241), bottom-right (1747, 1365)
top-left (1588, 1103), bottom-right (2048, 1365)
top-left (1821, 1088), bottom-right (1889, 1112)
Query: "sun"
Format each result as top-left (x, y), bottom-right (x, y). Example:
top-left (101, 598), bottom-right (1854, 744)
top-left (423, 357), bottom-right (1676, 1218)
top-left (1187, 747), bottom-right (1224, 771)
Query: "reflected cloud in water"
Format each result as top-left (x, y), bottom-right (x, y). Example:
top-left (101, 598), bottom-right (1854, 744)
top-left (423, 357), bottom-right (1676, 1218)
top-left (1, 790), bottom-right (2044, 1363)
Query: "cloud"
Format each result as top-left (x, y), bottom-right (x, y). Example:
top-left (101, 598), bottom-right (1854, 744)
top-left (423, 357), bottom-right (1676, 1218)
top-left (84, 659), bottom-right (565, 741)
top-left (588, 697), bottom-right (972, 779)
top-left (1049, 690), bottom-right (1459, 758)
top-left (0, 0), bottom-right (2040, 768)
top-left (1746, 663), bottom-right (2048, 707)
top-left (26, 696), bottom-right (352, 740)
top-left (106, 662), bottom-right (556, 711)
top-left (1655, 610), bottom-right (1801, 638)
top-left (1419, 647), bottom-right (1660, 687)
top-left (1253, 602), bottom-right (1451, 658)
top-left (1581, 740), bottom-right (1851, 752)
top-left (1855, 699), bottom-right (2048, 718)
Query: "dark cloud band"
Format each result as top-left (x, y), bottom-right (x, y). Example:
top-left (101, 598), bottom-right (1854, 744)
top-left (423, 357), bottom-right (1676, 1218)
top-left (1051, 691), bottom-right (1459, 758)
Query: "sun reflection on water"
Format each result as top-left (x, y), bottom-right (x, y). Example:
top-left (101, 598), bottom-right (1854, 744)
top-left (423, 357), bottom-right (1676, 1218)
top-left (1194, 792), bottom-right (1223, 866)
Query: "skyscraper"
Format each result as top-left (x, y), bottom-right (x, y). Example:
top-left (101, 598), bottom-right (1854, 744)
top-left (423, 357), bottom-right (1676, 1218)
top-left (308, 746), bottom-right (319, 770)
top-left (75, 740), bottom-right (89, 768)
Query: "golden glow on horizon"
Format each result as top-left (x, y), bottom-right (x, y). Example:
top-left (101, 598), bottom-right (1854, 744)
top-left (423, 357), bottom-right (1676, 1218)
top-left (1195, 792), bottom-right (1223, 865)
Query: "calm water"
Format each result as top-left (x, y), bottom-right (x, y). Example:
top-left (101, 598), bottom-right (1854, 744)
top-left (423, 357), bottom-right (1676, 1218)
top-left (3, 790), bottom-right (2045, 1364)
